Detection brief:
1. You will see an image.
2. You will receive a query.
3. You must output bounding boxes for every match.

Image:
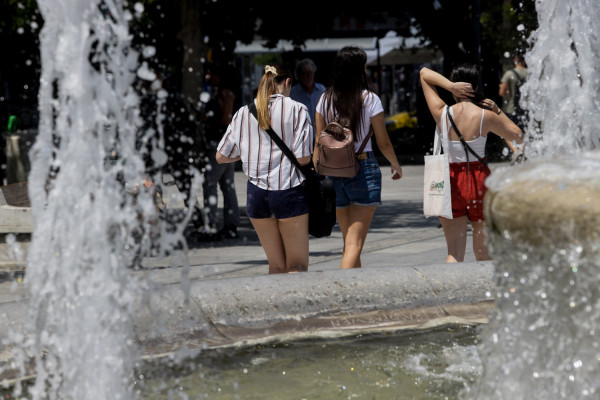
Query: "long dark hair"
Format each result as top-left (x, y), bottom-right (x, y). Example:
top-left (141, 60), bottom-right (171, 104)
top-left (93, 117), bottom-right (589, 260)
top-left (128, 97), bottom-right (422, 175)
top-left (449, 63), bottom-right (484, 103)
top-left (321, 46), bottom-right (371, 140)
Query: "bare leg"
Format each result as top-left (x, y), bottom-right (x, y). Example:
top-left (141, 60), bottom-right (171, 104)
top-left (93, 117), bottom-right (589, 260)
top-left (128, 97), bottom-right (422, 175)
top-left (336, 205), bottom-right (376, 269)
top-left (440, 216), bottom-right (468, 262)
top-left (250, 217), bottom-right (286, 274)
top-left (278, 214), bottom-right (309, 272)
top-left (471, 220), bottom-right (490, 261)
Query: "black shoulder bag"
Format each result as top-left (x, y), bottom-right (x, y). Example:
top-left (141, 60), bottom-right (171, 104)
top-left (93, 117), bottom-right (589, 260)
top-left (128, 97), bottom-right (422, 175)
top-left (248, 102), bottom-right (336, 238)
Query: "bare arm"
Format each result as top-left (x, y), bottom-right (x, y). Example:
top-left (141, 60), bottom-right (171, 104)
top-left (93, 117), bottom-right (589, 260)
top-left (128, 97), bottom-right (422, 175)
top-left (216, 151), bottom-right (240, 164)
top-left (297, 155), bottom-right (311, 166)
top-left (371, 113), bottom-right (402, 180)
top-left (484, 96), bottom-right (520, 153)
top-left (312, 111), bottom-right (326, 167)
top-left (478, 99), bottom-right (524, 144)
top-left (499, 81), bottom-right (509, 98)
top-left (419, 67), bottom-right (474, 125)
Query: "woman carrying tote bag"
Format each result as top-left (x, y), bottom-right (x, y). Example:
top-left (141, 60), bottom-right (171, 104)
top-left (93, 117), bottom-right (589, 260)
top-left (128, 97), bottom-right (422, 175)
top-left (420, 64), bottom-right (523, 262)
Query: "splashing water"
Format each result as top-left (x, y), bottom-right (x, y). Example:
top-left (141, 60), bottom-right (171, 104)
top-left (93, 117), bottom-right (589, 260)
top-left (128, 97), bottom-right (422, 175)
top-left (5, 0), bottom-right (599, 399)
top-left (466, 153), bottom-right (600, 399)
top-left (7, 1), bottom-right (189, 399)
top-left (522, 0), bottom-right (600, 158)
top-left (465, 0), bottom-right (600, 398)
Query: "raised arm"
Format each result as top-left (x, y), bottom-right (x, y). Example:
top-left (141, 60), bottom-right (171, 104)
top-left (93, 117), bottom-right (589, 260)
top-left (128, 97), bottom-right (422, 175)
top-left (478, 98), bottom-right (524, 144)
top-left (419, 67), bottom-right (474, 124)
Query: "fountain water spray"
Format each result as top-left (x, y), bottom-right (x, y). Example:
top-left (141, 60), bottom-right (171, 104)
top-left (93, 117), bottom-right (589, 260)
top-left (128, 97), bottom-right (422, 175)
top-left (521, 0), bottom-right (600, 157)
top-left (466, 0), bottom-right (600, 398)
top-left (6, 1), bottom-right (190, 398)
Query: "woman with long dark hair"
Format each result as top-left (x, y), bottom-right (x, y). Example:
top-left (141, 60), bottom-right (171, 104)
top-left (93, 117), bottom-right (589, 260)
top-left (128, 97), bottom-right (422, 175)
top-left (314, 46), bottom-right (403, 269)
top-left (420, 63), bottom-right (523, 262)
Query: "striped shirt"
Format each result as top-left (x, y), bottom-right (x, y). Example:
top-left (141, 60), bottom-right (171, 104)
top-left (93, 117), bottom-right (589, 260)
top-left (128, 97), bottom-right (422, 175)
top-left (316, 90), bottom-right (384, 153)
top-left (217, 94), bottom-right (314, 191)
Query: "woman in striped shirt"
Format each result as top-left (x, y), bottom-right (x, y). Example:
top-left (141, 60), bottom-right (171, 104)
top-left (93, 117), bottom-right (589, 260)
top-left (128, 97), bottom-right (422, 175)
top-left (216, 64), bottom-right (314, 274)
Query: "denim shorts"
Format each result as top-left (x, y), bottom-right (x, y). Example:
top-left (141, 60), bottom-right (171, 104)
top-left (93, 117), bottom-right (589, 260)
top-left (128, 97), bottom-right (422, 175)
top-left (246, 181), bottom-right (309, 219)
top-left (328, 152), bottom-right (382, 208)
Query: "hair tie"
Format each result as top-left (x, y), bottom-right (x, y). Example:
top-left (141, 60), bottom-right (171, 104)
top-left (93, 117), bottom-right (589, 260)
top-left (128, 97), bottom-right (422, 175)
top-left (265, 65), bottom-right (277, 76)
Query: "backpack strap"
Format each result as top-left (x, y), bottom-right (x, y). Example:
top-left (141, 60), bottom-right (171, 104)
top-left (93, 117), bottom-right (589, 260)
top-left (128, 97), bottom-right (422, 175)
top-left (356, 126), bottom-right (374, 156)
top-left (510, 68), bottom-right (525, 85)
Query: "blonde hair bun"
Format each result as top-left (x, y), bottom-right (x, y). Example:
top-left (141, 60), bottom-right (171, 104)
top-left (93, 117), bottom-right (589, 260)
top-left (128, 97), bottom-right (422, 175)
top-left (264, 65), bottom-right (277, 75)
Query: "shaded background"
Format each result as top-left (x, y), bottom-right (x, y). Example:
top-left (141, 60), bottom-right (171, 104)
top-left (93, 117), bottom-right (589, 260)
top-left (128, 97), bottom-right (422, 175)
top-left (0, 0), bottom-right (538, 182)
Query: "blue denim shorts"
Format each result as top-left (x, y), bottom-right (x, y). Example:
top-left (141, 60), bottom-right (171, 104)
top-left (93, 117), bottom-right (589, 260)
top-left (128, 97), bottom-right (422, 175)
top-left (328, 152), bottom-right (382, 208)
top-left (246, 181), bottom-right (309, 219)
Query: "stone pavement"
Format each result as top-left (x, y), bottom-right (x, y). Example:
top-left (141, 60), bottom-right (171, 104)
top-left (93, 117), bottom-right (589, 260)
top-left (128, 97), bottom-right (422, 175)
top-left (0, 163), bottom-right (508, 376)
top-left (146, 164), bottom-right (483, 281)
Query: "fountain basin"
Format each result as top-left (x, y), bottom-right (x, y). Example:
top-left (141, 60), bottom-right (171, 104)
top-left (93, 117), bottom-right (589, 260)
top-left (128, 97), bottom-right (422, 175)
top-left (135, 263), bottom-right (494, 354)
top-left (1, 262), bottom-right (494, 383)
top-left (473, 150), bottom-right (600, 398)
top-left (0, 182), bottom-right (32, 274)
top-left (485, 152), bottom-right (600, 247)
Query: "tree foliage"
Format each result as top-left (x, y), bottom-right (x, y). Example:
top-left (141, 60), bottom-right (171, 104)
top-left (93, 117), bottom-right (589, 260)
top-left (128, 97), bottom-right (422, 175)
top-left (0, 0), bottom-right (538, 117)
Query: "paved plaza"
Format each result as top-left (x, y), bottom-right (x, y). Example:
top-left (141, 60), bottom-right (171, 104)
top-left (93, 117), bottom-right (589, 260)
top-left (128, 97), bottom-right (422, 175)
top-left (0, 163), bottom-right (509, 380)
top-left (0, 163), bottom-right (507, 301)
top-left (150, 163), bottom-right (483, 281)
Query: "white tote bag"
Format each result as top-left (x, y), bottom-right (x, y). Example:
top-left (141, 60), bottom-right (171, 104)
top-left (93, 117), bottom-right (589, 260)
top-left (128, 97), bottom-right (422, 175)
top-left (423, 108), bottom-right (453, 219)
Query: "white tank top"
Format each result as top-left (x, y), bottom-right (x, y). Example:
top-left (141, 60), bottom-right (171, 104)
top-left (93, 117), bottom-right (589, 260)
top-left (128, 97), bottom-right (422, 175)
top-left (446, 107), bottom-right (487, 163)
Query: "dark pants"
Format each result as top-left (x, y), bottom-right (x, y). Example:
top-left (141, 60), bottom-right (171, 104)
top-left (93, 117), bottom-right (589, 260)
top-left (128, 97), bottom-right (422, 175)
top-left (202, 147), bottom-right (240, 229)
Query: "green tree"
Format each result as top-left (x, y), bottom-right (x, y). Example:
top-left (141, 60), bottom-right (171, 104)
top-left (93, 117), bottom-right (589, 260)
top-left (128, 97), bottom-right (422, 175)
top-left (1, 0), bottom-right (538, 121)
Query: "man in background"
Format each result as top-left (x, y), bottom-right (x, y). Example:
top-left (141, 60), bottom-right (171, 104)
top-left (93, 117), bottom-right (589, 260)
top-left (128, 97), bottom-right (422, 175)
top-left (499, 52), bottom-right (528, 164)
top-left (290, 58), bottom-right (326, 130)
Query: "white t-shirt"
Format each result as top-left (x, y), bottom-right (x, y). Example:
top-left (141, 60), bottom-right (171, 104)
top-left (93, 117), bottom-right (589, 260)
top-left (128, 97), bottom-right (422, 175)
top-left (315, 90), bottom-right (383, 153)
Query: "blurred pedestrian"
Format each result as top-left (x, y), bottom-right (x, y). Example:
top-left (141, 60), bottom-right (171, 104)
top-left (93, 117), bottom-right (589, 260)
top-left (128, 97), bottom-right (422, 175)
top-left (161, 79), bottom-right (205, 233)
top-left (196, 63), bottom-right (240, 241)
top-left (291, 58), bottom-right (326, 130)
top-left (499, 52), bottom-right (528, 164)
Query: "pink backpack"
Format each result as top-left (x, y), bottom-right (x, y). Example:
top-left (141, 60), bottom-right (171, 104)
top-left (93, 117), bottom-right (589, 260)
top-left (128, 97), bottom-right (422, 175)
top-left (315, 121), bottom-right (373, 177)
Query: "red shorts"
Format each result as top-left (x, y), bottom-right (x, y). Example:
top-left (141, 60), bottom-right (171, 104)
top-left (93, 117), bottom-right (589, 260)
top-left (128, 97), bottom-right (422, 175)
top-left (449, 160), bottom-right (491, 221)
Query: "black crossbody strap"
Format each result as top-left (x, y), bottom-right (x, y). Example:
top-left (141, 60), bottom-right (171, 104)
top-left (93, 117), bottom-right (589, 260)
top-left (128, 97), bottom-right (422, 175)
top-left (248, 102), bottom-right (304, 173)
top-left (511, 68), bottom-right (525, 85)
top-left (446, 106), bottom-right (487, 165)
